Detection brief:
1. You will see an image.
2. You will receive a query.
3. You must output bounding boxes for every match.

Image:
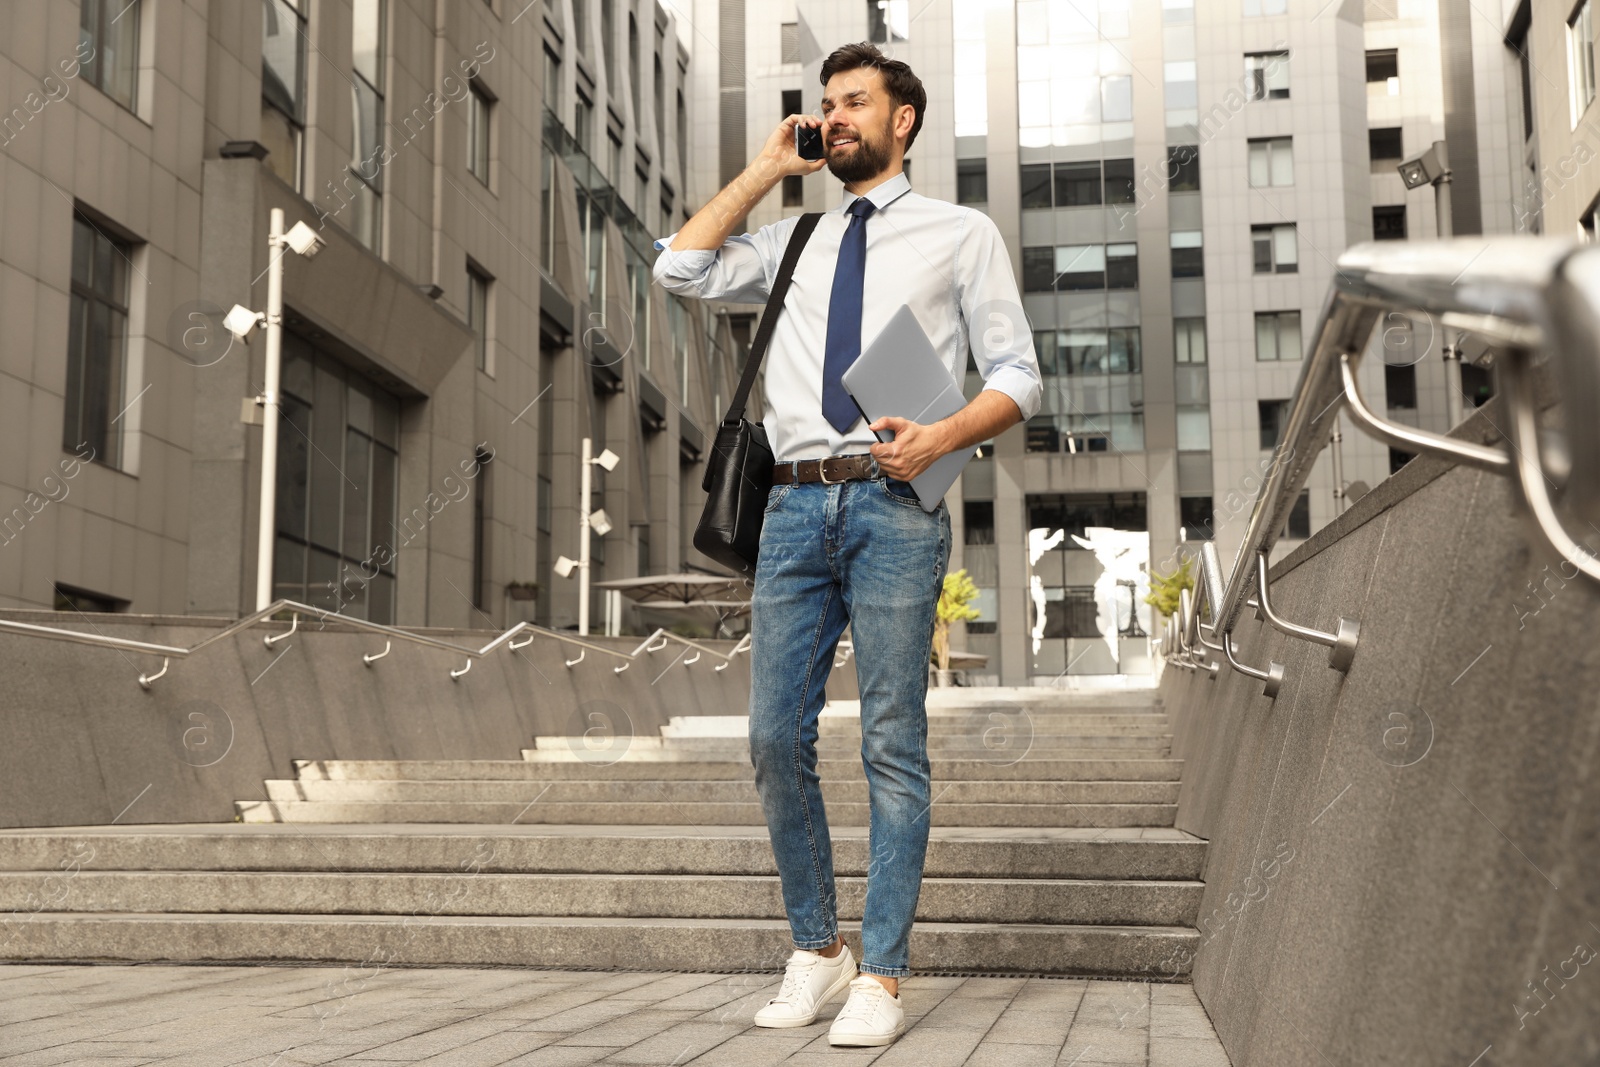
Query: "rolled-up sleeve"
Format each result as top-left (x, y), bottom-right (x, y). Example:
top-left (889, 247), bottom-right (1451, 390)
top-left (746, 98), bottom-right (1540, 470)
top-left (956, 209), bottom-right (1043, 422)
top-left (652, 216), bottom-right (799, 306)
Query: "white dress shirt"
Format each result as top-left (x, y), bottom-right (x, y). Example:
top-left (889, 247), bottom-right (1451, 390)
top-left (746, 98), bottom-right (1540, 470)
top-left (652, 172), bottom-right (1043, 462)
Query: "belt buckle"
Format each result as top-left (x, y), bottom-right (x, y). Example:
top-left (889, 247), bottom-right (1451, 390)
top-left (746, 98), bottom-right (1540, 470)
top-left (818, 458), bottom-right (843, 485)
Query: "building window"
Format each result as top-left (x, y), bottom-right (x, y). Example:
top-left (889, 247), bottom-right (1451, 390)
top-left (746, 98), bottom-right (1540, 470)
top-left (629, 14), bottom-right (640, 121)
top-left (66, 213), bottom-right (133, 470)
top-left (782, 88), bottom-right (802, 118)
top-left (1020, 163), bottom-right (1053, 209)
top-left (1367, 48), bottom-right (1399, 94)
top-left (1174, 317), bottom-right (1206, 363)
top-left (54, 583), bottom-right (128, 613)
top-left (1373, 204), bottom-right (1407, 240)
top-left (676, 89), bottom-right (686, 192)
top-left (274, 338), bottom-right (402, 623)
top-left (1106, 243), bottom-right (1138, 289)
top-left (1170, 231), bottom-right (1203, 278)
top-left (1369, 126), bottom-right (1403, 168)
top-left (468, 264), bottom-right (492, 372)
top-left (1024, 243), bottom-right (1137, 292)
top-left (1044, 328), bottom-right (1141, 375)
top-left (579, 87), bottom-right (598, 153)
top-left (1245, 51), bottom-right (1290, 101)
top-left (1283, 489), bottom-right (1311, 539)
top-left (1248, 137), bottom-right (1293, 187)
top-left (472, 445), bottom-right (493, 611)
top-left (1104, 158), bottom-right (1136, 203)
top-left (541, 153), bottom-right (556, 270)
top-left (1180, 496), bottom-right (1213, 540)
top-left (350, 0), bottom-right (386, 252)
top-left (869, 0), bottom-right (909, 43)
top-left (601, 0), bottom-right (615, 78)
top-left (1385, 362), bottom-right (1417, 409)
top-left (607, 130), bottom-right (623, 186)
top-left (468, 81), bottom-right (492, 184)
top-left (1244, 0), bottom-right (1287, 13)
top-left (261, 0), bottom-right (307, 190)
top-left (782, 175), bottom-right (804, 206)
top-left (1101, 75), bottom-right (1133, 122)
top-left (963, 500), bottom-right (995, 545)
top-left (1168, 145), bottom-right (1201, 191)
top-left (1252, 224), bottom-right (1298, 274)
top-left (79, 0), bottom-right (140, 111)
top-left (1572, 0), bottom-right (1596, 125)
top-left (544, 46), bottom-right (561, 109)
top-left (654, 51), bottom-right (665, 148)
top-left (573, 0), bottom-right (588, 54)
top-left (1390, 447), bottom-right (1415, 474)
top-left (1177, 408), bottom-right (1211, 452)
top-left (1255, 310), bottom-right (1302, 361)
top-left (1259, 399), bottom-right (1292, 451)
top-left (577, 188), bottom-right (605, 304)
top-left (576, 88), bottom-right (594, 153)
top-left (781, 22), bottom-right (800, 63)
top-left (957, 159), bottom-right (988, 204)
top-left (1055, 245), bottom-right (1106, 291)
top-left (1055, 162), bottom-right (1102, 207)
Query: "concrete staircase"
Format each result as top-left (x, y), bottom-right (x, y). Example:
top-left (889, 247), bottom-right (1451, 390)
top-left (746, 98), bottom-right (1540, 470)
top-left (0, 688), bottom-right (1207, 977)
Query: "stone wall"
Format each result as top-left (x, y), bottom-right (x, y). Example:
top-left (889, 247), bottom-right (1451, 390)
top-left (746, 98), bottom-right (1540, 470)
top-left (0, 614), bottom-right (768, 830)
top-left (1161, 394), bottom-right (1600, 1066)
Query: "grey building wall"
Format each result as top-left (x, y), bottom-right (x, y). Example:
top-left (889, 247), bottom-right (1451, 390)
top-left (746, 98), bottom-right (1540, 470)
top-left (0, 0), bottom-right (740, 638)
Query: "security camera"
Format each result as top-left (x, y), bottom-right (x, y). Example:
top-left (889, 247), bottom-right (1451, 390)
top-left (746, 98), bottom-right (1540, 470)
top-left (284, 220), bottom-right (326, 259)
top-left (554, 555), bottom-right (579, 578)
top-left (223, 304), bottom-right (264, 342)
top-left (589, 509), bottom-right (613, 537)
top-left (594, 448), bottom-right (620, 472)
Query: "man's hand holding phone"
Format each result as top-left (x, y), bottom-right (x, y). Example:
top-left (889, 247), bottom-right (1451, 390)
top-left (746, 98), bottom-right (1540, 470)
top-left (759, 115), bottom-right (828, 180)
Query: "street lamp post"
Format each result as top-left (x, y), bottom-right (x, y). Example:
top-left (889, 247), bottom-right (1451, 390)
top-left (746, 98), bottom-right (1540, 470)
top-left (554, 437), bottom-right (618, 635)
top-left (223, 209), bottom-right (327, 611)
top-left (255, 209), bottom-right (287, 611)
top-left (1397, 140), bottom-right (1464, 427)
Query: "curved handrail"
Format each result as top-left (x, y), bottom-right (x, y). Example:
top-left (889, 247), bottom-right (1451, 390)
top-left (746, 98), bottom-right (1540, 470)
top-left (1254, 553), bottom-right (1360, 672)
top-left (0, 598), bottom-right (751, 688)
top-left (1338, 353), bottom-right (1509, 473)
top-left (1213, 236), bottom-right (1600, 640)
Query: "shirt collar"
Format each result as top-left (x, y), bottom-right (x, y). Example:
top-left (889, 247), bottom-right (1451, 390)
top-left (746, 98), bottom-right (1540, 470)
top-left (840, 170), bottom-right (912, 215)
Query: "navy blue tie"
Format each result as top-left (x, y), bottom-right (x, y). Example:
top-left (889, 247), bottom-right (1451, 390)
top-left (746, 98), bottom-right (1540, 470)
top-left (822, 197), bottom-right (877, 434)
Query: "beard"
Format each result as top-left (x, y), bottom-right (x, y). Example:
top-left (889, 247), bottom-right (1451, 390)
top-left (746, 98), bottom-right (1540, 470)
top-left (825, 117), bottom-right (895, 185)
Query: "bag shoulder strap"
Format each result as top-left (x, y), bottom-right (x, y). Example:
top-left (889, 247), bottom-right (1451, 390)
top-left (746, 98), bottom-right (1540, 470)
top-left (724, 212), bottom-right (822, 422)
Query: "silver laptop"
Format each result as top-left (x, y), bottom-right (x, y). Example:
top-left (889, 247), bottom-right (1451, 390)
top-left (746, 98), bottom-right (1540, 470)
top-left (841, 303), bottom-right (974, 513)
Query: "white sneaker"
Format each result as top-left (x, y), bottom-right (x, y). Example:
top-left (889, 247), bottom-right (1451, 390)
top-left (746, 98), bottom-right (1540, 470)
top-left (752, 945), bottom-right (858, 1028)
top-left (828, 974), bottom-right (906, 1046)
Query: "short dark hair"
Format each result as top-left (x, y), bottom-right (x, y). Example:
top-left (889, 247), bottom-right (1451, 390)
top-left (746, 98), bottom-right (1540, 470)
top-left (819, 42), bottom-right (926, 153)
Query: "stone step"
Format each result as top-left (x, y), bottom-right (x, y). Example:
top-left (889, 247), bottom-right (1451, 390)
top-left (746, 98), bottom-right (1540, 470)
top-left (0, 913), bottom-right (1197, 977)
top-left (530, 735), bottom-right (1175, 754)
top-left (234, 800), bottom-right (1178, 827)
top-left (258, 778), bottom-right (1180, 806)
top-left (520, 746), bottom-right (1172, 763)
top-left (0, 825), bottom-right (1207, 880)
top-left (0, 871), bottom-right (1204, 926)
top-left (660, 714), bottom-right (1172, 737)
top-left (297, 758), bottom-right (1185, 782)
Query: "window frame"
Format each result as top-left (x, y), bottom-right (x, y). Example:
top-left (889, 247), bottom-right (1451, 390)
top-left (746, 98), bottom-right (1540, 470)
top-left (1247, 136), bottom-right (1294, 188)
top-left (468, 79), bottom-right (494, 185)
top-left (1245, 51), bottom-right (1290, 101)
top-left (65, 212), bottom-right (135, 471)
top-left (1571, 0), bottom-right (1596, 126)
top-left (79, 0), bottom-right (142, 112)
top-left (1251, 223), bottom-right (1298, 274)
top-left (467, 262), bottom-right (493, 373)
top-left (1254, 309), bottom-right (1302, 362)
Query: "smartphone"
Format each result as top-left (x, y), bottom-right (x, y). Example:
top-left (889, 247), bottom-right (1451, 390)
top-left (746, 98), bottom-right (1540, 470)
top-left (795, 123), bottom-right (824, 161)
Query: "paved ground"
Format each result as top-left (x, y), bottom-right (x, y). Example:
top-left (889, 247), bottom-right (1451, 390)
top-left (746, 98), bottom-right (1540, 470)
top-left (0, 963), bottom-right (1229, 1066)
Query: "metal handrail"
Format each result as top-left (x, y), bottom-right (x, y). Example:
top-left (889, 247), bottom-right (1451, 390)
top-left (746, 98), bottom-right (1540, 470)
top-left (1173, 236), bottom-right (1600, 688)
top-left (0, 599), bottom-right (752, 689)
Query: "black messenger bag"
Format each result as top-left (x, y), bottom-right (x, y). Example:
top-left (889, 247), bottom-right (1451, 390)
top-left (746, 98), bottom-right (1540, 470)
top-left (692, 212), bottom-right (822, 577)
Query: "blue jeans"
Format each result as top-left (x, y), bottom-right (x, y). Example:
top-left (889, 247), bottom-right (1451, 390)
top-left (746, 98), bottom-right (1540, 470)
top-left (748, 474), bottom-right (952, 978)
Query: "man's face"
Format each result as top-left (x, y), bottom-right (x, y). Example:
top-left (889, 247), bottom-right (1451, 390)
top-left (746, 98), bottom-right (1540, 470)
top-left (821, 67), bottom-right (902, 185)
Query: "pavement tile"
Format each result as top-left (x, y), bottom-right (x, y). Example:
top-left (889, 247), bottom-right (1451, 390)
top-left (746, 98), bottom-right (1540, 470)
top-left (680, 1031), bottom-right (814, 1065)
top-left (555, 1009), bottom-right (704, 1046)
top-left (871, 1025), bottom-right (989, 1066)
top-left (599, 1020), bottom-right (741, 1064)
top-left (1058, 1025), bottom-right (1149, 1064)
top-left (986, 1008), bottom-right (1080, 1044)
top-left (1147, 1037), bottom-right (1231, 1066)
top-left (964, 1042), bottom-right (1063, 1067)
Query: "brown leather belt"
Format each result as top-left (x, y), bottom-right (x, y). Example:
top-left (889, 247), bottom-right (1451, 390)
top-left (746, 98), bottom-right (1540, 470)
top-left (771, 454), bottom-right (878, 485)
